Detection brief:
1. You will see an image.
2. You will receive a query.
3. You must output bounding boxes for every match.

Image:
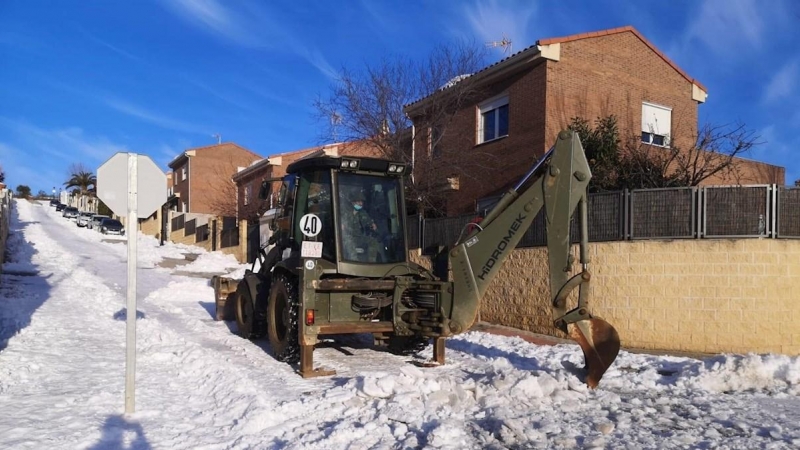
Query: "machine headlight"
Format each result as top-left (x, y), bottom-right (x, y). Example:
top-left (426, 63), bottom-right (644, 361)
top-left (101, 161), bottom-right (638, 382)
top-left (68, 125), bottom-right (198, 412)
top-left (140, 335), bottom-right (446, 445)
top-left (340, 160), bottom-right (349, 168)
top-left (388, 164), bottom-right (398, 172)
top-left (348, 160), bottom-right (358, 168)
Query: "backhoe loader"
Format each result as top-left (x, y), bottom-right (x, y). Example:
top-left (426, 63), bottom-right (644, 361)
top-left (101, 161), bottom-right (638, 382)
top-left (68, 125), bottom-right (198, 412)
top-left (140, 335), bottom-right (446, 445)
top-left (212, 130), bottom-right (620, 387)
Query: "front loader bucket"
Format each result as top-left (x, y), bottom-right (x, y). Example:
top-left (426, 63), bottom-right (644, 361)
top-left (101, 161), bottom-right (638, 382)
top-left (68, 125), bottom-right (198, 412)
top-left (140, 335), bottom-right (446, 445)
top-left (568, 318), bottom-right (620, 388)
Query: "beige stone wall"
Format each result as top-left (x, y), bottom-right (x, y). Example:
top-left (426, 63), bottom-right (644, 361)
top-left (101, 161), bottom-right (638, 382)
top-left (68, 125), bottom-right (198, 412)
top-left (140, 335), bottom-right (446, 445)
top-left (479, 239), bottom-right (800, 355)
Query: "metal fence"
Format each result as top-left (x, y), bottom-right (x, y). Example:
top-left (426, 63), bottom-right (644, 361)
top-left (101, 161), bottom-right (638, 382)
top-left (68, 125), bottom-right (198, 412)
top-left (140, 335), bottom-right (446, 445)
top-left (171, 214), bottom-right (185, 231)
top-left (184, 218), bottom-right (196, 237)
top-left (778, 187), bottom-right (800, 238)
top-left (406, 184), bottom-right (800, 251)
top-left (196, 224), bottom-right (209, 242)
top-left (220, 216), bottom-right (238, 248)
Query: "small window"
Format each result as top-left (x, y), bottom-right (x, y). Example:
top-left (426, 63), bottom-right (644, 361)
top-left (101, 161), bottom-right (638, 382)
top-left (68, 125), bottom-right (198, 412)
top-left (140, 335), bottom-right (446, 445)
top-left (641, 102), bottom-right (671, 146)
top-left (182, 167), bottom-right (187, 181)
top-left (182, 201), bottom-right (187, 212)
top-left (244, 184), bottom-right (251, 206)
top-left (478, 95), bottom-right (509, 144)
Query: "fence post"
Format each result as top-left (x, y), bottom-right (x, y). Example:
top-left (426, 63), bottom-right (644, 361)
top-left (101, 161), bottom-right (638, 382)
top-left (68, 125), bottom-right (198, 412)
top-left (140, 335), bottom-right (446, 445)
top-left (419, 214), bottom-right (424, 251)
top-left (623, 189), bottom-right (630, 240)
top-left (771, 184), bottom-right (777, 238)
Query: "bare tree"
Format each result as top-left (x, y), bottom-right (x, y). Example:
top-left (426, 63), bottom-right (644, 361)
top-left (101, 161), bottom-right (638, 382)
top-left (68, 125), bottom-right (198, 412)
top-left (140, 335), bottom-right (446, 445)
top-left (666, 122), bottom-right (762, 187)
top-left (313, 41), bottom-right (489, 215)
top-left (571, 115), bottom-right (763, 190)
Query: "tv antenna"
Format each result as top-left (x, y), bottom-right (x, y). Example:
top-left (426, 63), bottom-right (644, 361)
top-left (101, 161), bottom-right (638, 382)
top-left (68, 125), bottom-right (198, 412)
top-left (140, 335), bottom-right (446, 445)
top-left (329, 112), bottom-right (342, 141)
top-left (485, 34), bottom-right (513, 55)
top-left (212, 133), bottom-right (221, 144)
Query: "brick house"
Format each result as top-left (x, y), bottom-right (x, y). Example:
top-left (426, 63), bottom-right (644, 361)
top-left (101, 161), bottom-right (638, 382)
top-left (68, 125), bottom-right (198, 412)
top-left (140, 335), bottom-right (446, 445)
top-left (405, 25), bottom-right (785, 215)
top-left (168, 142), bottom-right (262, 216)
top-left (232, 140), bottom-right (384, 262)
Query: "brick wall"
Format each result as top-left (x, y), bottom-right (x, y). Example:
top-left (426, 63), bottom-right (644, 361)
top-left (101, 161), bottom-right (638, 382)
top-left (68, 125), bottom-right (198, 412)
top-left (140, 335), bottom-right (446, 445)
top-left (479, 239), bottom-right (800, 355)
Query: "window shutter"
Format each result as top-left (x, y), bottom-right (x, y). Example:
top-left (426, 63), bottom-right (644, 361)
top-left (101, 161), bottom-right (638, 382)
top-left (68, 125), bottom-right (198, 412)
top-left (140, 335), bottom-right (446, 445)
top-left (641, 102), bottom-right (672, 135)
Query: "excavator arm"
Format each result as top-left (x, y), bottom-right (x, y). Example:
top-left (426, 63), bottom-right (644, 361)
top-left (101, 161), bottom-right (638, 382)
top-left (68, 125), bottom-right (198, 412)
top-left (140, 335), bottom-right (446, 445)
top-left (447, 130), bottom-right (620, 387)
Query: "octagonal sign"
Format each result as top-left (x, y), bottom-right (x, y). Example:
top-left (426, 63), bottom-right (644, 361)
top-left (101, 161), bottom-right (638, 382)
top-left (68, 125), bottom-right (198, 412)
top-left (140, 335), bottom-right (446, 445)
top-left (98, 153), bottom-right (167, 218)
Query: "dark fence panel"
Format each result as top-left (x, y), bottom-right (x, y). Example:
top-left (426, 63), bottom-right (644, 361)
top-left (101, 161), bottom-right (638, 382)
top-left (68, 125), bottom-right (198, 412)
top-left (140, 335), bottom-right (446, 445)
top-left (171, 214), bottom-right (185, 231)
top-left (184, 219), bottom-right (196, 237)
top-left (778, 187), bottom-right (800, 238)
top-left (589, 191), bottom-right (625, 241)
top-left (221, 216), bottom-right (237, 230)
top-left (518, 209), bottom-right (547, 248)
top-left (630, 188), bottom-right (695, 239)
top-left (704, 186), bottom-right (769, 237)
top-left (220, 228), bottom-right (239, 248)
top-left (406, 214), bottom-right (420, 250)
top-left (196, 224), bottom-right (209, 242)
top-left (422, 213), bottom-right (476, 254)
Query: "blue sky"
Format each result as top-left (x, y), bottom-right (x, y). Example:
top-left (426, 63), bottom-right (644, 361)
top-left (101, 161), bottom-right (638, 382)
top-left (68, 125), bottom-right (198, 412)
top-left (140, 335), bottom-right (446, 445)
top-left (1, 0), bottom-right (799, 195)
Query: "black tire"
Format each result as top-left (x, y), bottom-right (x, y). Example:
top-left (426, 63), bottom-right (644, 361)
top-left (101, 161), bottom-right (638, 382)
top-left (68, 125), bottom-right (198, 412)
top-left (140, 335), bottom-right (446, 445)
top-left (235, 284), bottom-right (258, 339)
top-left (267, 274), bottom-right (299, 363)
top-left (387, 335), bottom-right (429, 356)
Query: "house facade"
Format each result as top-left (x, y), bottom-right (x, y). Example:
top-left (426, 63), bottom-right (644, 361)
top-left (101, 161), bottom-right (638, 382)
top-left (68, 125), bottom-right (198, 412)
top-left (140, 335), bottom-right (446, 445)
top-left (168, 142), bottom-right (262, 216)
top-left (405, 26), bottom-right (785, 215)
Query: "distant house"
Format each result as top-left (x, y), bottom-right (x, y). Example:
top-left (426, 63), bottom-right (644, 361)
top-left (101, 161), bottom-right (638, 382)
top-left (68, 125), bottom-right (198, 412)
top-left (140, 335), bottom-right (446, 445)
top-left (167, 142), bottom-right (262, 216)
top-left (404, 25), bottom-right (785, 215)
top-left (232, 140), bottom-right (384, 262)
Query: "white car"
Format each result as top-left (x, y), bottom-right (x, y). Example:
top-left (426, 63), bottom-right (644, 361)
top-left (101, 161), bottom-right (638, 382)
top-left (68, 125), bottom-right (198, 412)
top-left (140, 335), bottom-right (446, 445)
top-left (76, 212), bottom-right (94, 227)
top-left (89, 215), bottom-right (110, 230)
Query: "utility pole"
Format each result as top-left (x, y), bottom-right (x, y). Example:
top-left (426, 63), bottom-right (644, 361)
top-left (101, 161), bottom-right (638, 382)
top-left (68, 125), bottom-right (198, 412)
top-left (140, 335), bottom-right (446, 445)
top-left (212, 133), bottom-right (221, 144)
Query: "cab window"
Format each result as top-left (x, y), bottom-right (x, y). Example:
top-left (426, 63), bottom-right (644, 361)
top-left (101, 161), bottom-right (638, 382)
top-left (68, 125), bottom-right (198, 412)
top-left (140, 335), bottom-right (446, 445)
top-left (294, 170), bottom-right (335, 261)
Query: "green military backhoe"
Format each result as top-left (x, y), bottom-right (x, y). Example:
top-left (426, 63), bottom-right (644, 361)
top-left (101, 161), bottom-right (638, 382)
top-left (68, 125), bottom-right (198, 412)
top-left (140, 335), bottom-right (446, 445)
top-left (213, 130), bottom-right (620, 388)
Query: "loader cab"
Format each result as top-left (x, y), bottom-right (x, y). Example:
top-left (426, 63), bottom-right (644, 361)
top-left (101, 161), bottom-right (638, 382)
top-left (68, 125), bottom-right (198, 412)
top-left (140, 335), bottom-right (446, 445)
top-left (276, 156), bottom-right (409, 276)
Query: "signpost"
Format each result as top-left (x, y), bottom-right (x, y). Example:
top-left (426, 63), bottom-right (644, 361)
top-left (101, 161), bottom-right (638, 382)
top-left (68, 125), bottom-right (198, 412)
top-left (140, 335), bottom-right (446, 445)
top-left (97, 153), bottom-right (166, 414)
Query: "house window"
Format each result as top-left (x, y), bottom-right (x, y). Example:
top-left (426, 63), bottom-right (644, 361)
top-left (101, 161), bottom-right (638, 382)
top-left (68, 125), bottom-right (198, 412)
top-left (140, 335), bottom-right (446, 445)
top-left (182, 166), bottom-right (187, 181)
top-left (641, 102), bottom-right (671, 146)
top-left (478, 95), bottom-right (509, 144)
top-left (244, 184), bottom-right (251, 206)
top-left (182, 201), bottom-right (187, 212)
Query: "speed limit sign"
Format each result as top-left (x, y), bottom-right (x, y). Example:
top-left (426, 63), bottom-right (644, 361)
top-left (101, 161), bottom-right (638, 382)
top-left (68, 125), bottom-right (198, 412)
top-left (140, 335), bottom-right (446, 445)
top-left (299, 214), bottom-right (321, 237)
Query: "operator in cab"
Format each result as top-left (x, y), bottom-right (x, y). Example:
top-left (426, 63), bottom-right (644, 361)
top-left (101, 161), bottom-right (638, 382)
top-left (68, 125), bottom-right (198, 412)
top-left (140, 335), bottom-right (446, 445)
top-left (342, 190), bottom-right (381, 262)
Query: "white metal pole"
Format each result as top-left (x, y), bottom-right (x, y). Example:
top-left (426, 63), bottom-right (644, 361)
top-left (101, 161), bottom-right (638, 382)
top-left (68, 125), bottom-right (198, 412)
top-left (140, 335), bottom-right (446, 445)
top-left (125, 153), bottom-right (138, 414)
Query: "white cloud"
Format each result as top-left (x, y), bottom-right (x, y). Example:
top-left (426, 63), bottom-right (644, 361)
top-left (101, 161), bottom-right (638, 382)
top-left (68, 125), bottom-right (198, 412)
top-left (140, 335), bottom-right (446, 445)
top-left (460, 0), bottom-right (539, 55)
top-left (103, 97), bottom-right (208, 135)
top-left (161, 0), bottom-right (258, 46)
top-left (678, 0), bottom-right (795, 59)
top-left (160, 0), bottom-right (338, 80)
top-left (0, 120), bottom-right (131, 192)
top-left (762, 60), bottom-right (799, 104)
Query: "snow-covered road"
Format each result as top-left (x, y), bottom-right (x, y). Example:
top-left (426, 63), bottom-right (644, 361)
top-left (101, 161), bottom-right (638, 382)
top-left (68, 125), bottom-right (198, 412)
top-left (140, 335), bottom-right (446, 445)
top-left (1, 199), bottom-right (798, 449)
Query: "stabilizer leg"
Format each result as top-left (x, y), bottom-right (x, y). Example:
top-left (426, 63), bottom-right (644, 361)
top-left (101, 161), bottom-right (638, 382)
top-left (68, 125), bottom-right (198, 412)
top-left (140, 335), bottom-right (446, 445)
top-left (298, 344), bottom-right (335, 378)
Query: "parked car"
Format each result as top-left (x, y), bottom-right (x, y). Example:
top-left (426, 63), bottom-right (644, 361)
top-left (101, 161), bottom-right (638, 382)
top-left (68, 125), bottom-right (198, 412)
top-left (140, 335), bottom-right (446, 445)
top-left (49, 199), bottom-right (59, 207)
top-left (76, 212), bottom-right (94, 227)
top-left (62, 207), bottom-right (79, 220)
top-left (89, 215), bottom-right (110, 230)
top-left (55, 203), bottom-right (66, 212)
top-left (98, 218), bottom-right (125, 236)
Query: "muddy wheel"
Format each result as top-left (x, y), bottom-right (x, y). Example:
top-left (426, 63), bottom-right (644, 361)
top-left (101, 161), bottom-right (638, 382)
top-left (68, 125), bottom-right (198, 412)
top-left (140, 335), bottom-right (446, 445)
top-left (235, 284), bottom-right (258, 339)
top-left (387, 335), bottom-right (429, 356)
top-left (267, 274), bottom-right (299, 363)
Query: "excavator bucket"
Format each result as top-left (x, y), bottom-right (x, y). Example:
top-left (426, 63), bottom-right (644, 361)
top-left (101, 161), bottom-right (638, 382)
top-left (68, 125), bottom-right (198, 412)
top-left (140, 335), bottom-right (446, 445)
top-left (568, 318), bottom-right (620, 388)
